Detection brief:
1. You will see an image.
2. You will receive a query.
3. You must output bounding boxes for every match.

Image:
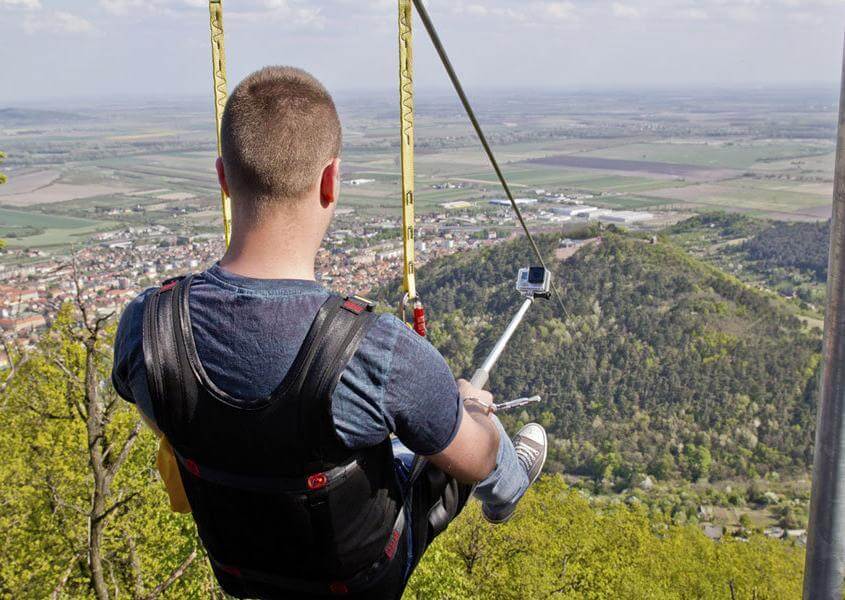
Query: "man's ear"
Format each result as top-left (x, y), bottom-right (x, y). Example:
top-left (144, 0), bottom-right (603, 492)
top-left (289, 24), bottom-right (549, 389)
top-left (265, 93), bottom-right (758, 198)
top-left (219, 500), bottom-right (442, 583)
top-left (320, 159), bottom-right (341, 207)
top-left (216, 157), bottom-right (230, 197)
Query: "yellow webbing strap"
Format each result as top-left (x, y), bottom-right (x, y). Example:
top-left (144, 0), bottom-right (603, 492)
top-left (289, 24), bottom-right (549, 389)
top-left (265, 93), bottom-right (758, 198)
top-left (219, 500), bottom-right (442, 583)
top-left (157, 436), bottom-right (192, 514)
top-left (209, 0), bottom-right (232, 247)
top-left (398, 0), bottom-right (417, 303)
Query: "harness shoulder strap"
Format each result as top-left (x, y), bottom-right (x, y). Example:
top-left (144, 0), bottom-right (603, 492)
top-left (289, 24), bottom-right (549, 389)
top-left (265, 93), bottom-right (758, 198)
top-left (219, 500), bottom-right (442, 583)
top-left (142, 275), bottom-right (196, 438)
top-left (291, 296), bottom-right (379, 464)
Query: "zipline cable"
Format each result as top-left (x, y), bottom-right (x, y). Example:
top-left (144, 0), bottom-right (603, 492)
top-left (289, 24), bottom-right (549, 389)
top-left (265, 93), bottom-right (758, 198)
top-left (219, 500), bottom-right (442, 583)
top-left (411, 0), bottom-right (570, 319)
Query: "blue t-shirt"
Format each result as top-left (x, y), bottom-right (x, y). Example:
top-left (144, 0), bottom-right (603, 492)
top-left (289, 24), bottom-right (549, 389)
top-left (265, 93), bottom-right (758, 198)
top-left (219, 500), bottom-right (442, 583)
top-left (112, 264), bottom-right (462, 456)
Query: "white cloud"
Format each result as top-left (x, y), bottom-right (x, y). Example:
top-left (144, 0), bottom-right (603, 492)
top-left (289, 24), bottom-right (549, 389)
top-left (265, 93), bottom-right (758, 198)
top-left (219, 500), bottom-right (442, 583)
top-left (0, 0), bottom-right (41, 9)
top-left (227, 0), bottom-right (324, 28)
top-left (465, 4), bottom-right (489, 17)
top-left (23, 10), bottom-right (95, 34)
top-left (99, 0), bottom-right (206, 16)
top-left (539, 1), bottom-right (577, 21)
top-left (99, 0), bottom-right (145, 16)
top-left (679, 7), bottom-right (709, 20)
top-left (612, 2), bottom-right (641, 19)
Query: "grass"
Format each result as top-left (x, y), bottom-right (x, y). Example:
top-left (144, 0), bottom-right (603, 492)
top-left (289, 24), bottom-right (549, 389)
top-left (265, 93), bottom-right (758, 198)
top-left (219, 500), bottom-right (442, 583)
top-left (4, 224), bottom-right (106, 247)
top-left (594, 196), bottom-right (674, 210)
top-left (0, 207), bottom-right (100, 229)
top-left (584, 141), bottom-right (832, 169)
top-left (0, 207), bottom-right (111, 248)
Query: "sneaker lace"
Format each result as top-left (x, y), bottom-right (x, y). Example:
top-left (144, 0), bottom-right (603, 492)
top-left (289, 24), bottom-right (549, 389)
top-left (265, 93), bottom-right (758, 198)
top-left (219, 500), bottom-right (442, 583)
top-left (515, 442), bottom-right (541, 473)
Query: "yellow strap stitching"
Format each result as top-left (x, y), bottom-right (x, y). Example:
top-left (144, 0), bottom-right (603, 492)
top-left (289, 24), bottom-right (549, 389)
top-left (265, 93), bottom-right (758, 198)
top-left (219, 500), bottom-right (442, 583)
top-left (209, 0), bottom-right (232, 248)
top-left (398, 0), bottom-right (417, 302)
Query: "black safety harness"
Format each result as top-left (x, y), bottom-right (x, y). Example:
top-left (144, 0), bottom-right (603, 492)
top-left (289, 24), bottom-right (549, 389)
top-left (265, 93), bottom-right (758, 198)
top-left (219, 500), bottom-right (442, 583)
top-left (142, 275), bottom-right (404, 598)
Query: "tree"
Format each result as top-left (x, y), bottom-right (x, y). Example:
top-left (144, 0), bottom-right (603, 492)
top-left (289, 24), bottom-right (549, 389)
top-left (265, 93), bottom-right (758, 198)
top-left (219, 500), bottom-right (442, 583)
top-left (0, 151), bottom-right (6, 251)
top-left (406, 476), bottom-right (805, 599)
top-left (684, 445), bottom-right (713, 482)
top-left (0, 263), bottom-right (210, 598)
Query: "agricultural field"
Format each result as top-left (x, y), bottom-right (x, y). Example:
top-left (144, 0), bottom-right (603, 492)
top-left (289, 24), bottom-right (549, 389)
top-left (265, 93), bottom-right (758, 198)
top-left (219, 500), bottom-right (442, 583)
top-left (0, 87), bottom-right (838, 250)
top-left (0, 207), bottom-right (109, 247)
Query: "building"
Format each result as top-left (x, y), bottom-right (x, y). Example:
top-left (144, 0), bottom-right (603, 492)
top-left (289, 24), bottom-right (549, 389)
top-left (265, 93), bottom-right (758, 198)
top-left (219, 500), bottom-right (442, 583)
top-left (489, 198), bottom-right (537, 206)
top-left (441, 201), bottom-right (473, 210)
top-left (0, 314), bottom-right (47, 333)
top-left (598, 211), bottom-right (654, 224)
top-left (553, 205), bottom-right (599, 217)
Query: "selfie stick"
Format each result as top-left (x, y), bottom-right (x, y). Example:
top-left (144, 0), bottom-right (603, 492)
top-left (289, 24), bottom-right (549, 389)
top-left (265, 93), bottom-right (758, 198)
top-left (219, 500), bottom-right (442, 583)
top-left (470, 268), bottom-right (552, 390)
top-left (470, 298), bottom-right (534, 389)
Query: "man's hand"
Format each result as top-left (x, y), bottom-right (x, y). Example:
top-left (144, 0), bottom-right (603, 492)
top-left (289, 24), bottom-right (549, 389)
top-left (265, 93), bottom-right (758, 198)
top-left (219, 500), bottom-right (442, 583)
top-left (457, 378), bottom-right (495, 416)
top-left (427, 379), bottom-right (500, 484)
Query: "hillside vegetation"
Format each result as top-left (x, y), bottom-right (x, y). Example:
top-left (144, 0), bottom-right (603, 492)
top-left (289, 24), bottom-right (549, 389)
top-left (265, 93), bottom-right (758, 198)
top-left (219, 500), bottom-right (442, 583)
top-left (402, 231), bottom-right (821, 484)
top-left (666, 213), bottom-right (830, 307)
top-left (0, 233), bottom-right (816, 598)
top-left (406, 477), bottom-right (804, 600)
top-left (742, 220), bottom-right (829, 282)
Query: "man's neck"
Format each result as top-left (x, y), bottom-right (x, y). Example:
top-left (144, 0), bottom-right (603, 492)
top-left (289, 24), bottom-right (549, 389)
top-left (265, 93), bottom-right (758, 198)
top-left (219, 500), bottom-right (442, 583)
top-left (218, 206), bottom-right (323, 281)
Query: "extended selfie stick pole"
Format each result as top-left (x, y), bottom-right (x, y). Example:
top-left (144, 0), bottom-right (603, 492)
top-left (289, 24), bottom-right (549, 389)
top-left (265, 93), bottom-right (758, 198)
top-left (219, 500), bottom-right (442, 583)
top-left (470, 297), bottom-right (535, 390)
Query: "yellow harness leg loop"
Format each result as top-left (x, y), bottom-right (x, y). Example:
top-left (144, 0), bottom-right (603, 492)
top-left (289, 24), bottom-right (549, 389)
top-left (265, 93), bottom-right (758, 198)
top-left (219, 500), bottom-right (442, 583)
top-left (209, 0), bottom-right (232, 247)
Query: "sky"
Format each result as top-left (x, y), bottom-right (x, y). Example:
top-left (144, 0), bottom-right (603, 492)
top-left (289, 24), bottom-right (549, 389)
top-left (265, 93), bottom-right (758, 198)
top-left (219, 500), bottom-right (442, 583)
top-left (2, 0), bottom-right (845, 104)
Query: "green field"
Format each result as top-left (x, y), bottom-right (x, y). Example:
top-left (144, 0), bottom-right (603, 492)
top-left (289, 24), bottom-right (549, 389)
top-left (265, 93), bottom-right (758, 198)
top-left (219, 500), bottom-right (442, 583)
top-left (0, 207), bottom-right (100, 229)
top-left (593, 195), bottom-right (674, 210)
top-left (0, 207), bottom-right (109, 247)
top-left (584, 141), bottom-right (833, 169)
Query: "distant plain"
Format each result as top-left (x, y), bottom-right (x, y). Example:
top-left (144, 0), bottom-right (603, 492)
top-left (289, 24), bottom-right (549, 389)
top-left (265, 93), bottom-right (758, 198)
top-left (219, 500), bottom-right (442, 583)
top-left (0, 88), bottom-right (836, 249)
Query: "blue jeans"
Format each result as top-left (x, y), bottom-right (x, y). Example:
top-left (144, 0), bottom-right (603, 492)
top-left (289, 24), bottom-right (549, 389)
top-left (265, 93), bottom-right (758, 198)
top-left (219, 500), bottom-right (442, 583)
top-left (392, 413), bottom-right (530, 530)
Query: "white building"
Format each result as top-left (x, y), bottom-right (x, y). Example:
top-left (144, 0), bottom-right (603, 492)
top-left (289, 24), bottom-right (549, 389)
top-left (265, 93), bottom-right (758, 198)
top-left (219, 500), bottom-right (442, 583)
top-left (599, 211), bottom-right (654, 224)
top-left (553, 205), bottom-right (600, 217)
top-left (489, 198), bottom-right (537, 206)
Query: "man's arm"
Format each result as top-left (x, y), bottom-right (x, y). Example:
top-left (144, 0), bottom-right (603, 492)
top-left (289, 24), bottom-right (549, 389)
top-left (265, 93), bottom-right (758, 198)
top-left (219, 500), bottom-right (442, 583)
top-left (427, 379), bottom-right (499, 484)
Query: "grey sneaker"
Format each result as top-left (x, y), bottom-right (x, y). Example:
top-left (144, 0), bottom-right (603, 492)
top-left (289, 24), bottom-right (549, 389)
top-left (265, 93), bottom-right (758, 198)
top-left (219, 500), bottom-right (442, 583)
top-left (482, 423), bottom-right (547, 524)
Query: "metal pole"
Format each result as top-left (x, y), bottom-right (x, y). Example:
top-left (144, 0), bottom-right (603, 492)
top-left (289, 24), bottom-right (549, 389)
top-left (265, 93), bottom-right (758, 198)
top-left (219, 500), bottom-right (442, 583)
top-left (470, 297), bottom-right (533, 389)
top-left (804, 34), bottom-right (845, 600)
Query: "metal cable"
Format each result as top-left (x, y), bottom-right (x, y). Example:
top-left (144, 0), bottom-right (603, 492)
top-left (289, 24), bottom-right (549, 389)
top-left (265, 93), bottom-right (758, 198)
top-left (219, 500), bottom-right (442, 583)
top-left (411, 0), bottom-right (570, 318)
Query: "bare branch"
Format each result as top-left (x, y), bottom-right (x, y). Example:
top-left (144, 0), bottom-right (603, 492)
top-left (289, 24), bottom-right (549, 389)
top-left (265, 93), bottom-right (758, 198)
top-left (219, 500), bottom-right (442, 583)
top-left (0, 336), bottom-right (29, 397)
top-left (142, 549), bottom-right (198, 600)
top-left (93, 492), bottom-right (139, 525)
top-left (125, 533), bottom-right (145, 599)
top-left (51, 552), bottom-right (83, 600)
top-left (106, 420), bottom-right (142, 482)
top-left (51, 358), bottom-right (86, 421)
top-left (46, 476), bottom-right (88, 517)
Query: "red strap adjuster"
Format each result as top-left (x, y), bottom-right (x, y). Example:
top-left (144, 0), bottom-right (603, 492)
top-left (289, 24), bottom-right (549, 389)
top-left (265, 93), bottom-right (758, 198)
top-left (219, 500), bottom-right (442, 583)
top-left (183, 458), bottom-right (201, 478)
top-left (329, 581), bottom-right (349, 595)
top-left (307, 472), bottom-right (328, 491)
top-left (342, 300), bottom-right (365, 314)
top-left (219, 564), bottom-right (242, 577)
top-left (384, 530), bottom-right (401, 560)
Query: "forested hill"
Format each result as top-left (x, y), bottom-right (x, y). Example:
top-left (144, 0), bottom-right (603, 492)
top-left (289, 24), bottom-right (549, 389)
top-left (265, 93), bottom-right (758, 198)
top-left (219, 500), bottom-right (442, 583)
top-left (393, 231), bottom-right (820, 483)
top-left (742, 220), bottom-right (830, 282)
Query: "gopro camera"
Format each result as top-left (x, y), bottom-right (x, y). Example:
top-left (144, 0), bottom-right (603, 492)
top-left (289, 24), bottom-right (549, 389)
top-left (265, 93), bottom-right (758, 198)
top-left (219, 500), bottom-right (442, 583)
top-left (516, 267), bottom-right (551, 298)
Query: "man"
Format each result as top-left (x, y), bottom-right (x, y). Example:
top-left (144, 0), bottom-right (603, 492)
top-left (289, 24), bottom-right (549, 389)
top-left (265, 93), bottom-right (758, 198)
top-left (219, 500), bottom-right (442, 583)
top-left (113, 66), bottom-right (547, 599)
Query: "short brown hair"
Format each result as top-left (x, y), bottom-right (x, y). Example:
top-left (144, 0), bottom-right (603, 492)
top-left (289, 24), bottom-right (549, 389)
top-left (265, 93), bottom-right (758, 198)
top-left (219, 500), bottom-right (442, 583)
top-left (221, 66), bottom-right (342, 211)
